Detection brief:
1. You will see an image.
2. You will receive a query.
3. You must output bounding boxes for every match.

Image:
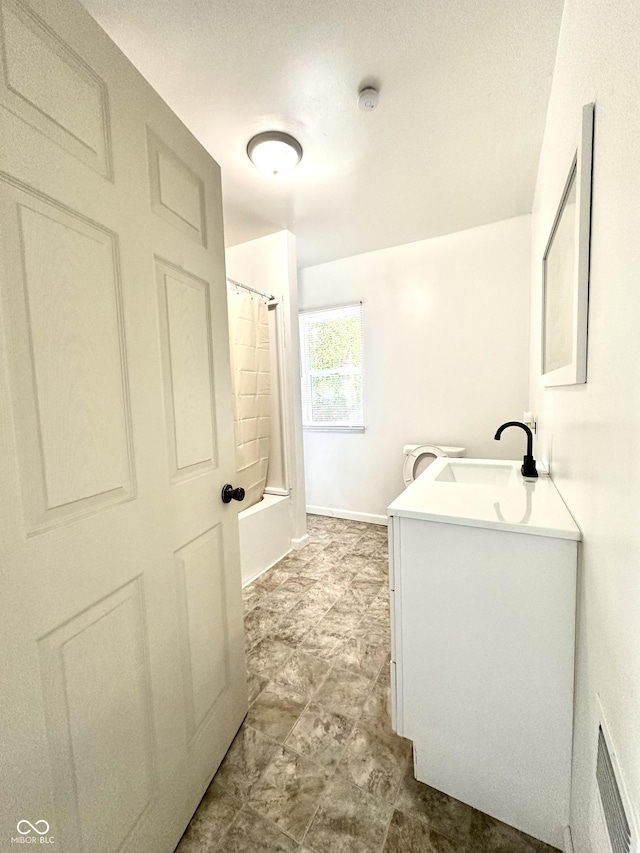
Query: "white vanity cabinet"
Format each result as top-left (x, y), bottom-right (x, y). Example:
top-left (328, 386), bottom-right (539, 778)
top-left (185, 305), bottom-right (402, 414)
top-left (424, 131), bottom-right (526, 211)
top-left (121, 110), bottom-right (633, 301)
top-left (387, 458), bottom-right (580, 850)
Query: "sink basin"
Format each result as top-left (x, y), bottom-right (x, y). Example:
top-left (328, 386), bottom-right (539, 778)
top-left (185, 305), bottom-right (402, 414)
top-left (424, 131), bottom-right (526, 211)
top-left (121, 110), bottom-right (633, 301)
top-left (435, 461), bottom-right (514, 485)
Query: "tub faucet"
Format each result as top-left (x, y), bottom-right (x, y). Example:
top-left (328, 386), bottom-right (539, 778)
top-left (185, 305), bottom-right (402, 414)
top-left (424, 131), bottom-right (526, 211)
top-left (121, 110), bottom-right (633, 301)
top-left (494, 421), bottom-right (538, 480)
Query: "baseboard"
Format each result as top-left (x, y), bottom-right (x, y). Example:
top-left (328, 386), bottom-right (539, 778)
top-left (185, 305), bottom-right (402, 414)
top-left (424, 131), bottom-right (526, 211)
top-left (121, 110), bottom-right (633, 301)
top-left (563, 825), bottom-right (574, 853)
top-left (306, 505), bottom-right (387, 526)
top-left (291, 533), bottom-right (310, 550)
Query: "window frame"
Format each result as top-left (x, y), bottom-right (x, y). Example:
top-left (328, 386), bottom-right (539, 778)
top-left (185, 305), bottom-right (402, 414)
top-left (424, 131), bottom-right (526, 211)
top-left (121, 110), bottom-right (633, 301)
top-left (299, 302), bottom-right (365, 433)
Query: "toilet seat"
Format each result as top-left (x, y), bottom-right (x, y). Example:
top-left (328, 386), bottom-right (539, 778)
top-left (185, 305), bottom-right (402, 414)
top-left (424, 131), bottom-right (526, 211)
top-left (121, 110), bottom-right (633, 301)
top-left (402, 444), bottom-right (466, 486)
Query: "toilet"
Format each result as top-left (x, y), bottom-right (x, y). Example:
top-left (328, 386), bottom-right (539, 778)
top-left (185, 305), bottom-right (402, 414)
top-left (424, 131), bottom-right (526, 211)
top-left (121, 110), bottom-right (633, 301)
top-left (402, 443), bottom-right (466, 486)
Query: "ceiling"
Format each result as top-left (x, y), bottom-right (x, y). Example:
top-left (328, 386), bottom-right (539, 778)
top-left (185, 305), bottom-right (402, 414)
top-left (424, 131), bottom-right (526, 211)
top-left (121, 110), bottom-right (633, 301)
top-left (80, 0), bottom-right (564, 268)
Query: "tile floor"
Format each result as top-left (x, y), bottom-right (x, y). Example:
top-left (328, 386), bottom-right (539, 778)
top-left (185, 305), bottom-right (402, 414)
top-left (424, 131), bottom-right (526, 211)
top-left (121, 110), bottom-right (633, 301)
top-left (175, 514), bottom-right (559, 853)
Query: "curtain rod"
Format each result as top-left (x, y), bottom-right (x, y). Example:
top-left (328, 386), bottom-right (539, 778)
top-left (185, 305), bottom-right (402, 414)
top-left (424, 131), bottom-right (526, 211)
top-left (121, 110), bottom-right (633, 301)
top-left (227, 277), bottom-right (275, 302)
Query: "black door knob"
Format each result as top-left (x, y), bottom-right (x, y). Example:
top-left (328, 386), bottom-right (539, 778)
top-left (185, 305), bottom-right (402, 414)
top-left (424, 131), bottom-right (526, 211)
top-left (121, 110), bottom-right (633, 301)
top-left (221, 484), bottom-right (245, 504)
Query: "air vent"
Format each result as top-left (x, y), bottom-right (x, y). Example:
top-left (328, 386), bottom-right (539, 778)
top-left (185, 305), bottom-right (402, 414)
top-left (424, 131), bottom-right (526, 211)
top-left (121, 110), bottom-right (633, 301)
top-left (597, 725), bottom-right (631, 853)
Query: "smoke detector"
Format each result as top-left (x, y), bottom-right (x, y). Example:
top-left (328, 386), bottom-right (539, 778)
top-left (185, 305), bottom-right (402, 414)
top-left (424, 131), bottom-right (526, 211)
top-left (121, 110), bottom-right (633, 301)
top-left (358, 87), bottom-right (379, 112)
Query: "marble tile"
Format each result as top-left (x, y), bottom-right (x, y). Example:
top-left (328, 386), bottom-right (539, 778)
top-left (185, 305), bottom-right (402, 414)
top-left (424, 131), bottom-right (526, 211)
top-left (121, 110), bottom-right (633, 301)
top-left (369, 544), bottom-right (389, 556)
top-left (336, 554), bottom-right (371, 574)
top-left (307, 516), bottom-right (344, 537)
top-left (175, 781), bottom-right (241, 852)
top-left (374, 582), bottom-right (389, 600)
top-left (313, 666), bottom-right (373, 717)
top-left (351, 621), bottom-right (391, 648)
top-left (331, 589), bottom-right (378, 619)
top-left (308, 525), bottom-right (336, 539)
top-left (395, 768), bottom-right (473, 845)
top-left (248, 746), bottom-right (328, 842)
top-left (377, 658), bottom-right (391, 687)
top-left (300, 622), bottom-right (351, 662)
top-left (330, 637), bottom-right (389, 680)
top-left (349, 578), bottom-right (386, 606)
top-left (242, 585), bottom-right (262, 613)
top-left (272, 649), bottom-right (330, 699)
top-left (358, 559), bottom-right (389, 582)
top-left (316, 568), bottom-right (357, 590)
top-left (307, 533), bottom-right (331, 545)
top-left (360, 679), bottom-right (393, 735)
top-left (278, 575), bottom-right (319, 595)
top-left (313, 607), bottom-right (358, 636)
top-left (325, 576), bottom-right (363, 600)
top-left (338, 723), bottom-right (411, 803)
top-left (313, 535), bottom-right (349, 566)
top-left (331, 562), bottom-right (363, 577)
top-left (356, 608), bottom-right (391, 633)
top-left (466, 809), bottom-right (557, 852)
top-left (339, 530), bottom-right (366, 546)
top-left (370, 581), bottom-right (390, 600)
top-left (215, 725), bottom-right (279, 801)
top-left (350, 536), bottom-right (384, 557)
top-left (261, 586), bottom-right (309, 612)
top-left (314, 516), bottom-right (348, 528)
top-left (286, 701), bottom-right (355, 771)
top-left (368, 595), bottom-right (390, 619)
top-left (299, 542), bottom-right (330, 560)
top-left (218, 805), bottom-right (298, 853)
top-left (278, 553), bottom-right (313, 572)
top-left (365, 608), bottom-right (390, 632)
top-left (246, 637), bottom-right (296, 678)
top-left (319, 542), bottom-right (350, 561)
top-left (247, 669), bottom-right (271, 704)
top-left (383, 809), bottom-right (462, 853)
top-left (295, 561), bottom-right (334, 580)
top-left (305, 774), bottom-right (393, 853)
top-left (271, 613), bottom-right (314, 646)
top-left (264, 562), bottom-right (305, 589)
top-left (252, 569), bottom-right (287, 594)
top-left (295, 586), bottom-right (342, 621)
top-left (245, 682), bottom-right (308, 742)
top-left (244, 605), bottom-right (282, 650)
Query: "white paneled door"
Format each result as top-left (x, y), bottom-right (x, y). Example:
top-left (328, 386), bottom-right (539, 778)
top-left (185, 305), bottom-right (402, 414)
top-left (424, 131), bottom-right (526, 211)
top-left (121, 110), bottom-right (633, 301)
top-left (0, 1), bottom-right (247, 851)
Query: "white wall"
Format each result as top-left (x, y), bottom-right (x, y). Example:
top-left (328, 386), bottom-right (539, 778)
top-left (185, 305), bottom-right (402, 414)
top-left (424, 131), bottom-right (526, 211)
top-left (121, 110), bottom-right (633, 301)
top-left (528, 1), bottom-right (640, 849)
top-left (226, 230), bottom-right (308, 548)
top-left (299, 215), bottom-right (532, 520)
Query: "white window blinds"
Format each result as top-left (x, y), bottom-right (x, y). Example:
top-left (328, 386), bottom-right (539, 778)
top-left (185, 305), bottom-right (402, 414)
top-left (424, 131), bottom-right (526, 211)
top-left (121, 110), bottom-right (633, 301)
top-left (299, 303), bottom-right (364, 430)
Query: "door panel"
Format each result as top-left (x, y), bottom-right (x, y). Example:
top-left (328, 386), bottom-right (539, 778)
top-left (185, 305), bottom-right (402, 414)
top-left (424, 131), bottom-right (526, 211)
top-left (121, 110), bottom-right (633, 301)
top-left (175, 525), bottom-right (230, 738)
top-left (0, 0), bottom-right (112, 177)
top-left (146, 128), bottom-right (207, 245)
top-left (156, 258), bottom-right (217, 479)
top-left (38, 579), bottom-right (155, 853)
top-left (0, 0), bottom-right (247, 850)
top-left (4, 188), bottom-right (134, 533)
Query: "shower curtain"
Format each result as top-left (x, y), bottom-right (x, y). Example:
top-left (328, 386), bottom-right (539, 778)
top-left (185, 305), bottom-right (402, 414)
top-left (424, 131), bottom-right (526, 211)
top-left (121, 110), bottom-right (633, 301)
top-left (227, 290), bottom-right (271, 509)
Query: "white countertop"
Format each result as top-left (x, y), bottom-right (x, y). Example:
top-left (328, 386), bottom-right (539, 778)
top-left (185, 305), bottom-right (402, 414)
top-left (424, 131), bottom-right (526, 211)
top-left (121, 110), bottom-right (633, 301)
top-left (388, 458), bottom-right (581, 541)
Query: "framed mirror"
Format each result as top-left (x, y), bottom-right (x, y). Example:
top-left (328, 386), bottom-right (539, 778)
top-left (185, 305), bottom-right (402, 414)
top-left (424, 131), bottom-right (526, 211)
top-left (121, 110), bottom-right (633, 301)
top-left (541, 102), bottom-right (594, 386)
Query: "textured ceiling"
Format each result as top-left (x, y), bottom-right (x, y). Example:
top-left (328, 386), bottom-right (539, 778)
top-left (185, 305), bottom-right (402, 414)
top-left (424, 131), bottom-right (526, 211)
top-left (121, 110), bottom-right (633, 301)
top-left (80, 0), bottom-right (564, 267)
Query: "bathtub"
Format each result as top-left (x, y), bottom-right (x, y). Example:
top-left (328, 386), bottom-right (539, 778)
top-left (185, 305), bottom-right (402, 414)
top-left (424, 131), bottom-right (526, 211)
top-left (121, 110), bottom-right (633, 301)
top-left (237, 493), bottom-right (293, 586)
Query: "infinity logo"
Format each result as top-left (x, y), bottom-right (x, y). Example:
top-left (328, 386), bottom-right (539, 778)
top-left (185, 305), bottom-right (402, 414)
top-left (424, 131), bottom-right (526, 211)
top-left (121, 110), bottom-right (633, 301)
top-left (16, 820), bottom-right (50, 836)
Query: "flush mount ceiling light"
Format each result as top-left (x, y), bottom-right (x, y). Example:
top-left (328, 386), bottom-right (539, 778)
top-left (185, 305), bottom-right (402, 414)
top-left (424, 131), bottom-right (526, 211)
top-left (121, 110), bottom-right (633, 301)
top-left (247, 131), bottom-right (302, 177)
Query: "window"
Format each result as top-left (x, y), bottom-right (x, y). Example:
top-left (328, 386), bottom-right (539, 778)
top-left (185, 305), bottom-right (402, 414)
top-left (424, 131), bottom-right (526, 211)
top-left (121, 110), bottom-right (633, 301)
top-left (299, 303), bottom-right (364, 431)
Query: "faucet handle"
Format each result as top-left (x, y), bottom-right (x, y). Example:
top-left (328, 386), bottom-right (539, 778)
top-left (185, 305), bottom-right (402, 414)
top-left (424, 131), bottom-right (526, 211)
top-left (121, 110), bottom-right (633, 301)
top-left (521, 454), bottom-right (538, 480)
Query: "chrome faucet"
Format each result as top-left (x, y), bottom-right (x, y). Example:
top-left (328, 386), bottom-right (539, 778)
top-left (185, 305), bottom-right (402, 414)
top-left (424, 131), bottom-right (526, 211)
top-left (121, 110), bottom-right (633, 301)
top-left (494, 421), bottom-right (538, 480)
